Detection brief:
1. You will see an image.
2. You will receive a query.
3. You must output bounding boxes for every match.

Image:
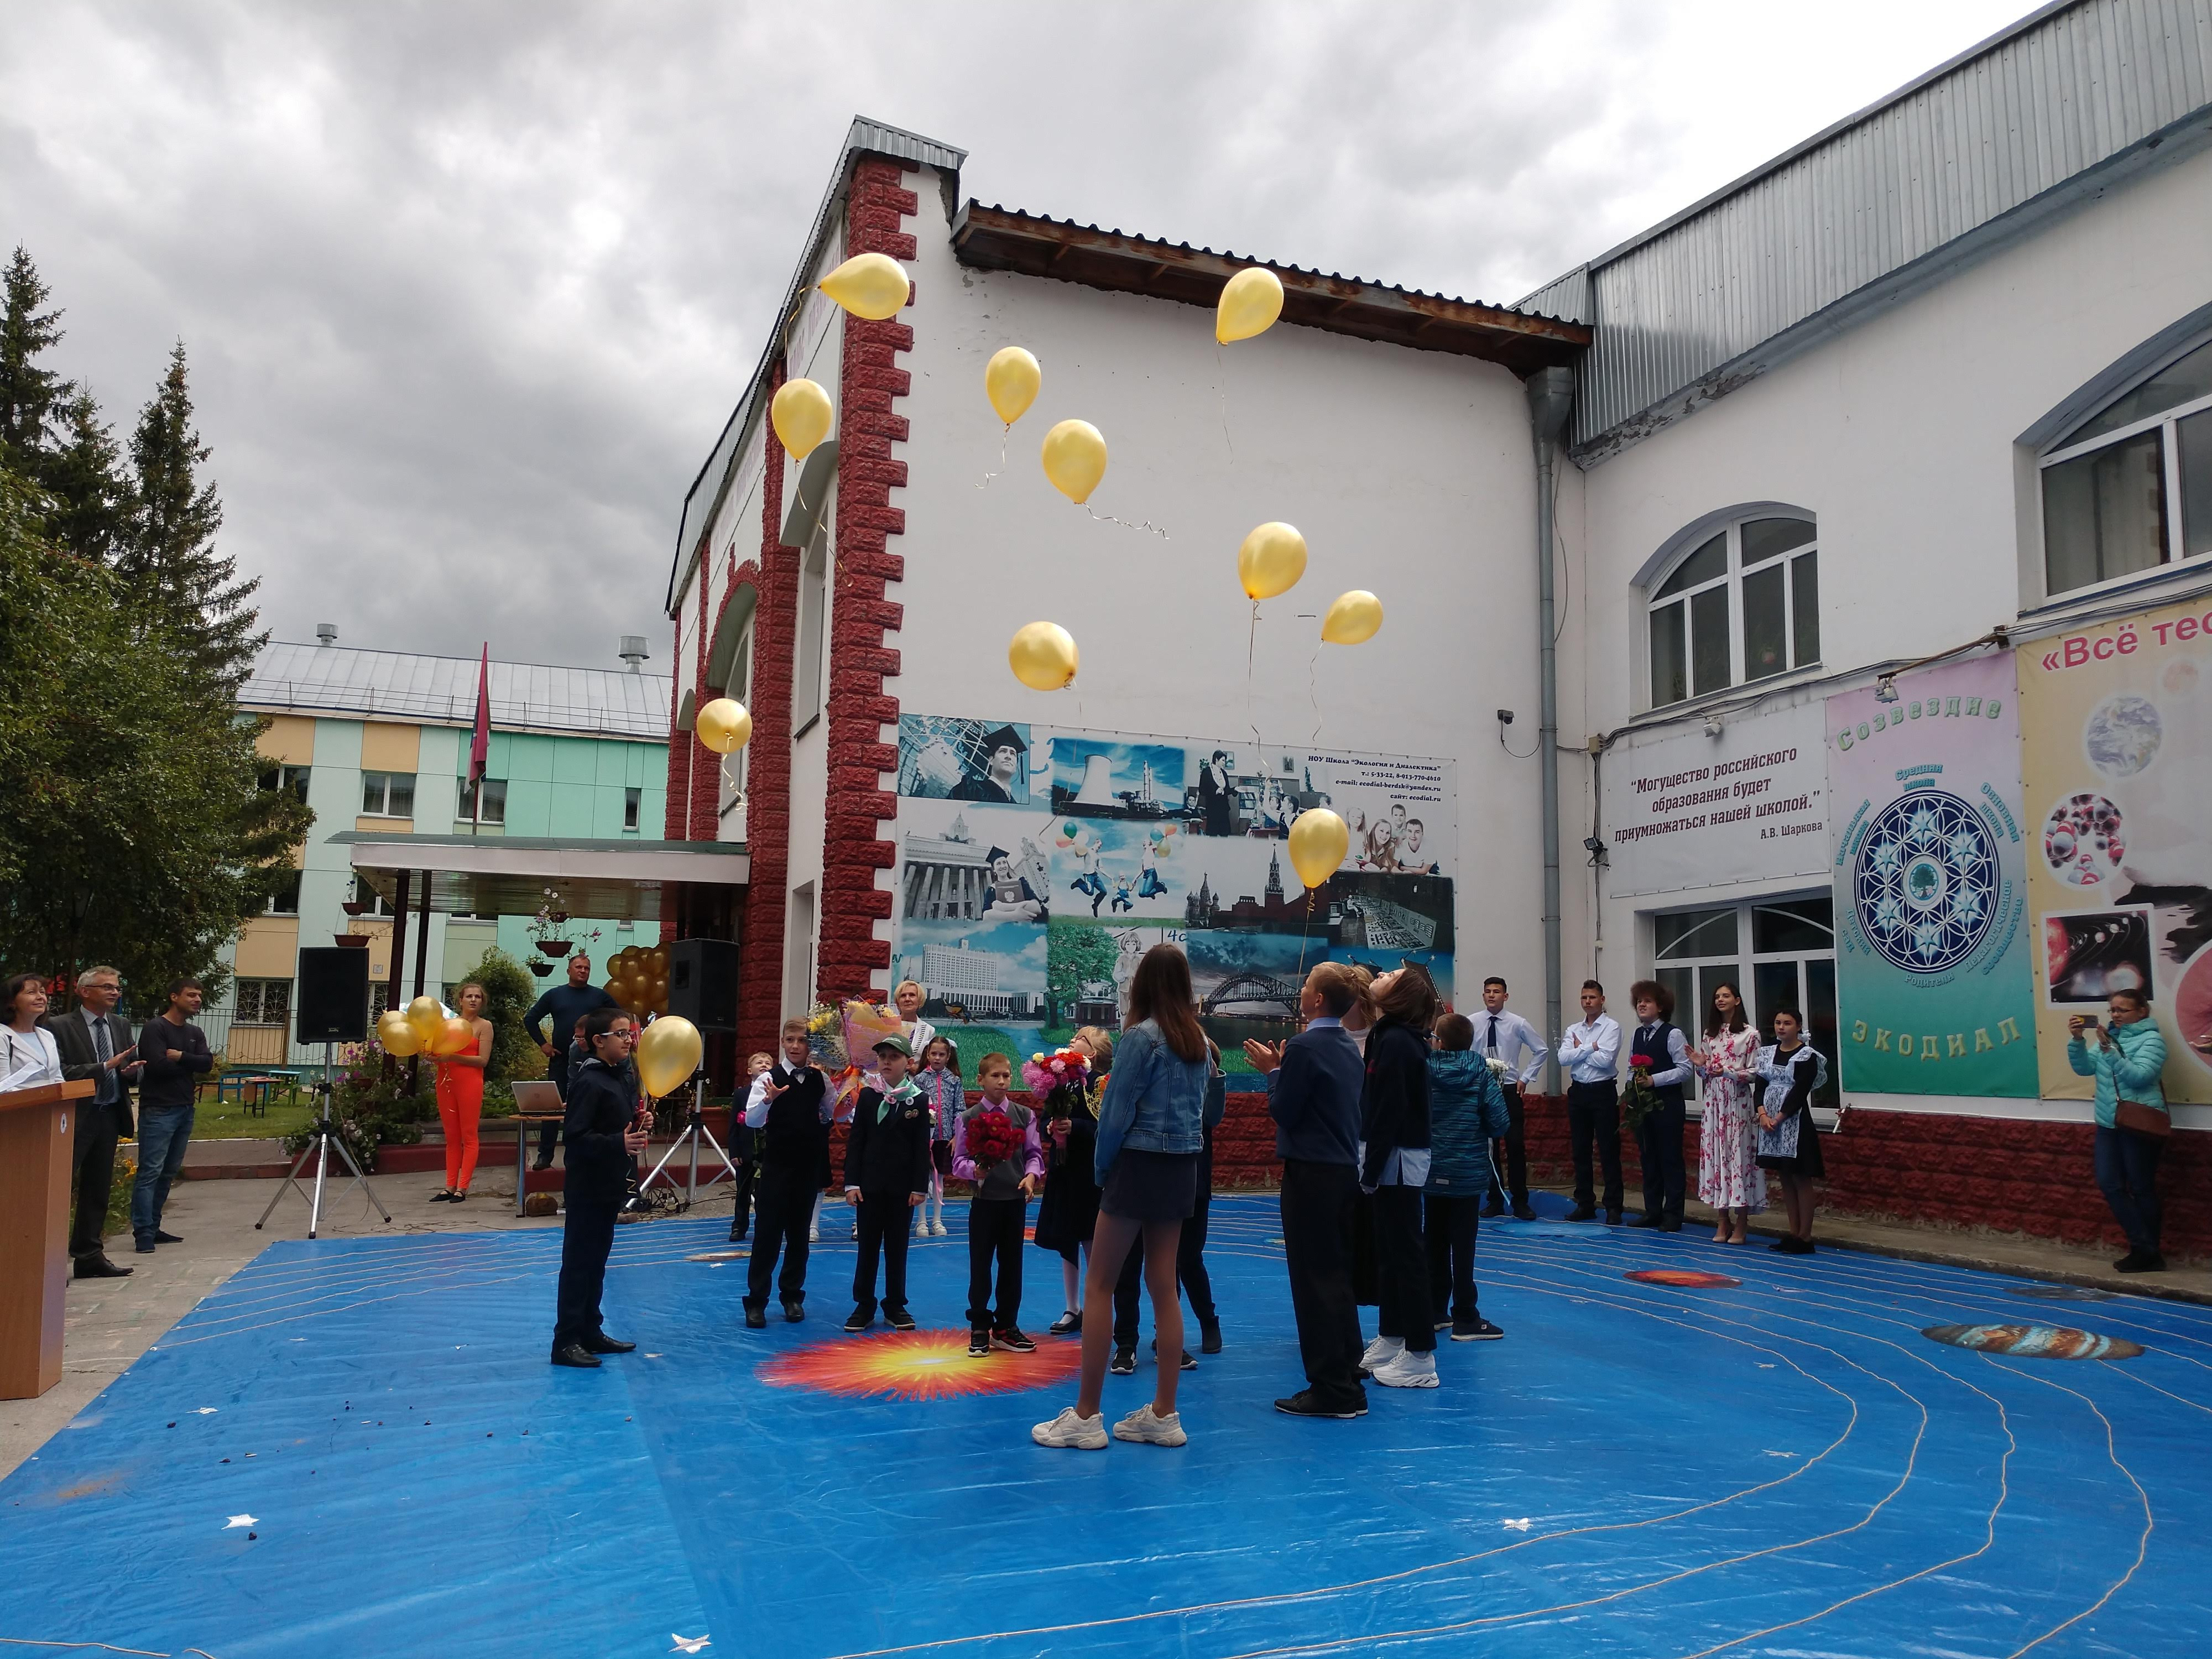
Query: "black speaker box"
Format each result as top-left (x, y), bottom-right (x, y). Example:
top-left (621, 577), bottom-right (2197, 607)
top-left (296, 946), bottom-right (371, 1044)
top-left (667, 937), bottom-right (739, 1031)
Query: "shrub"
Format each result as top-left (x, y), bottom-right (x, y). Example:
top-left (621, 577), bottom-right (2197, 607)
top-left (451, 946), bottom-right (546, 1083)
top-left (281, 1038), bottom-right (432, 1172)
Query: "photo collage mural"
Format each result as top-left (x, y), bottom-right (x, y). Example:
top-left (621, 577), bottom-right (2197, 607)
top-left (894, 715), bottom-right (1455, 1080)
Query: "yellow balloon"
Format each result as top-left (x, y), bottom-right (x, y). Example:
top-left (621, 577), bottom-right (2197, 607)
top-left (636, 1014), bottom-right (704, 1098)
top-left (405, 994), bottom-right (444, 1044)
top-left (985, 347), bottom-right (1041, 425)
top-left (1009, 621), bottom-right (1079, 692)
top-left (818, 251), bottom-right (911, 321)
top-left (1238, 522), bottom-right (1308, 600)
top-left (376, 1009), bottom-right (421, 1057)
top-left (696, 697), bottom-right (753, 754)
top-left (432, 1016), bottom-right (476, 1057)
top-left (1216, 267), bottom-right (1285, 344)
top-left (1041, 419), bottom-right (1108, 504)
top-left (771, 378), bottom-right (833, 460)
top-left (1321, 589), bottom-right (1384, 645)
top-left (1287, 807), bottom-right (1350, 891)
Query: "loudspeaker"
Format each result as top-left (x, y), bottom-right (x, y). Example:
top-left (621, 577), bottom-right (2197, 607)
top-left (296, 947), bottom-right (371, 1044)
top-left (667, 937), bottom-right (739, 1031)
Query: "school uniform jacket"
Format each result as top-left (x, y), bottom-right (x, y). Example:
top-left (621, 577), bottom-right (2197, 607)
top-left (843, 1086), bottom-right (933, 1198)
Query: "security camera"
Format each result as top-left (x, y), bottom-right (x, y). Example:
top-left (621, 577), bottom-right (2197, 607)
top-left (1583, 834), bottom-right (1609, 858)
top-left (1496, 709), bottom-right (1515, 724)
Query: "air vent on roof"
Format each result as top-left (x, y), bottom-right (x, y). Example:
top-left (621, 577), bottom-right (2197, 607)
top-left (619, 635), bottom-right (649, 672)
top-left (315, 623), bottom-right (337, 645)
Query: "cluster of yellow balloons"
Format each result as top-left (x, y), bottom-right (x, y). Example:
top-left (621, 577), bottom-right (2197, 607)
top-left (375, 994), bottom-right (473, 1060)
top-left (765, 255), bottom-right (917, 462)
top-left (605, 943), bottom-right (670, 1020)
top-left (1236, 521), bottom-right (1384, 645)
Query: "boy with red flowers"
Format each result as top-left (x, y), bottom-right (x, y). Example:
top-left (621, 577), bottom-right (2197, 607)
top-left (953, 1052), bottom-right (1045, 1358)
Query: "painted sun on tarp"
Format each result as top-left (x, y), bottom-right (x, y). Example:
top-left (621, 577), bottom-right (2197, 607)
top-left (892, 718), bottom-right (1455, 1077)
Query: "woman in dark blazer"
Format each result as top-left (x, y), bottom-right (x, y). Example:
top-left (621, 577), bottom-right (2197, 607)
top-left (1358, 964), bottom-right (1441, 1389)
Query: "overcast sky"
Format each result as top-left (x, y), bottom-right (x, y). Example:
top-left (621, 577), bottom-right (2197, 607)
top-left (1, 0), bottom-right (2030, 672)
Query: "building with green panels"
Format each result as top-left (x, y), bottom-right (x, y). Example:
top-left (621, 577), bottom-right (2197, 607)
top-left (218, 635), bottom-right (671, 1065)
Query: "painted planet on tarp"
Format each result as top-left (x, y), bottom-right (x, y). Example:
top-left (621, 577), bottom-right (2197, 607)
top-left (1921, 1323), bottom-right (2143, 1360)
top-left (1625, 1269), bottom-right (1741, 1288)
top-left (2007, 1282), bottom-right (2114, 1302)
top-left (759, 1329), bottom-right (1081, 1401)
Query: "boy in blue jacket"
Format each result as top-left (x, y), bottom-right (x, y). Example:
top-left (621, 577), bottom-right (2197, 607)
top-left (1425, 1013), bottom-right (1513, 1339)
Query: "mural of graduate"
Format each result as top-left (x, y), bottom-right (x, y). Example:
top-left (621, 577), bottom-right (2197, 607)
top-left (900, 716), bottom-right (1035, 804)
top-left (981, 841), bottom-right (1050, 922)
top-left (951, 724), bottom-right (1030, 804)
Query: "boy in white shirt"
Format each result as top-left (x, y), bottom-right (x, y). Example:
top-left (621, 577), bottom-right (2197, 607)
top-left (1556, 980), bottom-right (1623, 1224)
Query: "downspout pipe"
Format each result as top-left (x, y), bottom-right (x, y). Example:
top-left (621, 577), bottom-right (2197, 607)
top-left (1526, 367), bottom-right (1576, 1090)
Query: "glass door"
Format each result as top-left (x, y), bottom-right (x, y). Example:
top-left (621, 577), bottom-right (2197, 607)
top-left (1648, 892), bottom-right (1839, 1110)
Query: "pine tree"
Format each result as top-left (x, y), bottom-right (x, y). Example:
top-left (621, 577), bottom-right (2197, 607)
top-left (122, 342), bottom-right (263, 692)
top-left (44, 387), bottom-right (134, 565)
top-left (0, 244), bottom-right (70, 478)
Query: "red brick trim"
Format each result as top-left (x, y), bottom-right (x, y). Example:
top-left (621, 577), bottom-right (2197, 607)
top-left (685, 562), bottom-right (719, 842)
top-left (662, 611), bottom-right (688, 842)
top-left (738, 390), bottom-right (796, 1060)
top-left (815, 156), bottom-right (917, 1001)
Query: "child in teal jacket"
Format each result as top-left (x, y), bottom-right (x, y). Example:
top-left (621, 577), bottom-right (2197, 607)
top-left (1425, 1013), bottom-right (1513, 1338)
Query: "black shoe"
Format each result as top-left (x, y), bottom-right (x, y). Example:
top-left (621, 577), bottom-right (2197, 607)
top-left (2117, 1251), bottom-right (2166, 1274)
top-left (1605, 1211), bottom-right (1624, 1225)
top-left (1109, 1346), bottom-right (1136, 1375)
top-left (75, 1255), bottom-right (133, 1279)
top-left (551, 1342), bottom-right (602, 1369)
top-left (1629, 1214), bottom-right (1665, 1229)
top-left (744, 1306), bottom-right (767, 1329)
top-left (886, 1307), bottom-right (917, 1332)
top-left (450, 1190), bottom-right (468, 1203)
top-left (968, 1332), bottom-right (992, 1358)
top-left (1198, 1319), bottom-right (1223, 1355)
top-left (1047, 1309), bottom-right (1082, 1336)
top-left (531, 1156), bottom-right (554, 1172)
top-left (1480, 1197), bottom-right (1505, 1219)
top-left (1512, 1201), bottom-right (1538, 1222)
top-left (994, 1327), bottom-right (1037, 1353)
top-left (844, 1306), bottom-right (874, 1332)
top-left (1276, 1388), bottom-right (1368, 1419)
top-left (429, 1190), bottom-right (455, 1203)
top-left (154, 1230), bottom-right (184, 1244)
top-left (583, 1333), bottom-right (636, 1354)
top-left (1564, 1205), bottom-right (1597, 1223)
top-left (783, 1300), bottom-right (805, 1323)
top-left (728, 1227), bottom-right (748, 1243)
top-left (134, 1237), bottom-right (156, 1254)
top-left (1453, 1316), bottom-right (1505, 1341)
top-left (1658, 1217), bottom-right (1681, 1233)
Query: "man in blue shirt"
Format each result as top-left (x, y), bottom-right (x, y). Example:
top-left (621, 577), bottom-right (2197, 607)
top-left (524, 953), bottom-right (619, 1170)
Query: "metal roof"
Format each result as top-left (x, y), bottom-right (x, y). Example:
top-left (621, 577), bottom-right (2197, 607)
top-left (951, 204), bottom-right (1588, 374)
top-left (1520, 0), bottom-right (2212, 458)
top-left (241, 642), bottom-right (674, 742)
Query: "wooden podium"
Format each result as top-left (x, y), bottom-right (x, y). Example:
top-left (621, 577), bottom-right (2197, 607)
top-left (0, 1078), bottom-right (92, 1400)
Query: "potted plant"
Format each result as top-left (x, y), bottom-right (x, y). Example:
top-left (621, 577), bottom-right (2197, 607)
top-left (527, 958), bottom-right (555, 978)
top-left (530, 888), bottom-right (574, 957)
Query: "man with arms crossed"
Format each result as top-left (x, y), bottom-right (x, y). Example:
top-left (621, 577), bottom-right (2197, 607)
top-left (133, 979), bottom-right (211, 1253)
top-left (525, 952), bottom-right (619, 1171)
top-left (1474, 976), bottom-right (1543, 1222)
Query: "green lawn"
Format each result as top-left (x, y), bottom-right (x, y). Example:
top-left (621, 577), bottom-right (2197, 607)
top-left (191, 1091), bottom-right (321, 1139)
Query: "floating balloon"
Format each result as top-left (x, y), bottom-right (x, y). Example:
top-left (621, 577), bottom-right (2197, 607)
top-left (1216, 267), bottom-right (1285, 344)
top-left (1041, 419), bottom-right (1108, 504)
top-left (771, 378), bottom-right (833, 460)
top-left (376, 1009), bottom-right (421, 1058)
top-left (431, 1016), bottom-right (477, 1058)
top-left (1238, 522), bottom-right (1308, 600)
top-left (985, 347), bottom-right (1041, 425)
top-left (818, 252), bottom-right (911, 320)
top-left (696, 697), bottom-right (753, 754)
top-left (405, 995), bottom-right (445, 1046)
top-left (1287, 807), bottom-right (1349, 890)
top-left (636, 1014), bottom-right (704, 1098)
top-left (1009, 622), bottom-right (1079, 691)
top-left (1321, 590), bottom-right (1384, 645)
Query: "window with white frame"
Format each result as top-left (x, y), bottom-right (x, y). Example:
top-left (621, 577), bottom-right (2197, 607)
top-left (361, 770), bottom-right (416, 817)
top-left (266, 868), bottom-right (301, 915)
top-left (1647, 517), bottom-right (1820, 708)
top-left (351, 873), bottom-right (394, 916)
top-left (719, 614), bottom-right (753, 822)
top-left (457, 776), bottom-right (507, 825)
top-left (624, 786), bottom-right (642, 832)
top-left (258, 764), bottom-right (310, 804)
top-left (1650, 893), bottom-right (1839, 1110)
top-left (2040, 337), bottom-right (2212, 598)
top-left (233, 977), bottom-right (293, 1027)
top-left (794, 522), bottom-right (828, 734)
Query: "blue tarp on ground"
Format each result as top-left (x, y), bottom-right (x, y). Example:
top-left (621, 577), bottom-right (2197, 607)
top-left (3, 1194), bottom-right (2206, 1658)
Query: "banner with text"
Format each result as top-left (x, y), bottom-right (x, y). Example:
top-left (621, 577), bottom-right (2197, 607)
top-left (1605, 701), bottom-right (1828, 899)
top-left (2017, 594), bottom-right (2212, 1104)
top-left (1827, 655), bottom-right (2037, 1097)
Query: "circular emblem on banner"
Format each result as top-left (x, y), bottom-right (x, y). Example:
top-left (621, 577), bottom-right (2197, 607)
top-left (1854, 791), bottom-right (1999, 973)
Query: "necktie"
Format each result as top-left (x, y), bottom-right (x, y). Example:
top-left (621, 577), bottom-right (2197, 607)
top-left (92, 1016), bottom-right (113, 1102)
top-left (1486, 1015), bottom-right (1499, 1055)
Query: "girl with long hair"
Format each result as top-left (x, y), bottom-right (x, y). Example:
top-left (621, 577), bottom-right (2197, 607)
top-left (1034, 945), bottom-right (1210, 1451)
top-left (1357, 964), bottom-right (1443, 1389)
top-left (1755, 1009), bottom-right (1826, 1254)
top-left (431, 980), bottom-right (494, 1203)
top-left (1034, 1025), bottom-right (1112, 1333)
top-left (1692, 982), bottom-right (1763, 1244)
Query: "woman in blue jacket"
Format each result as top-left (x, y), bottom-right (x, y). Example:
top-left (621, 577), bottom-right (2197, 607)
top-left (2069, 988), bottom-right (2170, 1273)
top-left (1034, 944), bottom-right (1211, 1452)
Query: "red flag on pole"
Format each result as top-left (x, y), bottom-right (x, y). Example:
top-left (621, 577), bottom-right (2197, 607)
top-left (468, 645), bottom-right (491, 818)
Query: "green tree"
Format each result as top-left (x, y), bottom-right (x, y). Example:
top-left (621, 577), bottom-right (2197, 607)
top-left (44, 388), bottom-right (133, 565)
top-left (0, 246), bottom-right (67, 474)
top-left (1045, 920), bottom-right (1121, 1025)
top-left (451, 947), bottom-right (548, 1083)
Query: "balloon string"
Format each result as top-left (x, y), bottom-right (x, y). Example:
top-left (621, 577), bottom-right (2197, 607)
top-left (975, 425), bottom-right (1008, 489)
top-left (719, 755), bottom-right (746, 817)
top-left (1215, 340), bottom-right (1235, 463)
top-left (1308, 640), bottom-right (1324, 745)
top-left (1245, 601), bottom-right (1262, 754)
top-left (1295, 889), bottom-right (1316, 983)
top-left (1083, 503), bottom-right (1169, 539)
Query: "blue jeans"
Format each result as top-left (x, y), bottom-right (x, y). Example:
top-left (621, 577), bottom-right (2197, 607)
top-left (2094, 1124), bottom-right (2163, 1255)
top-left (132, 1105), bottom-right (195, 1240)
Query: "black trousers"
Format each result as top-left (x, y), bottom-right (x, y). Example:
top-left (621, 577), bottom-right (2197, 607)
top-left (1636, 1095), bottom-right (1687, 1221)
top-left (1112, 1141), bottom-right (1217, 1345)
top-left (746, 1164), bottom-right (815, 1310)
top-left (536, 1058), bottom-right (567, 1161)
top-left (1568, 1080), bottom-right (1623, 1212)
top-left (1279, 1159), bottom-right (1364, 1405)
top-left (851, 1191), bottom-right (914, 1315)
top-left (967, 1196), bottom-right (1027, 1330)
top-left (1486, 1084), bottom-right (1528, 1206)
top-left (1423, 1192), bottom-right (1482, 1322)
top-left (728, 1152), bottom-right (757, 1238)
top-left (1371, 1185), bottom-right (1436, 1352)
top-left (69, 1107), bottom-right (122, 1260)
top-left (553, 1196), bottom-right (618, 1352)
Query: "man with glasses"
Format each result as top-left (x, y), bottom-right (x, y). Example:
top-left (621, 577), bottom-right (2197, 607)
top-left (44, 966), bottom-right (144, 1277)
top-left (551, 1005), bottom-right (651, 1368)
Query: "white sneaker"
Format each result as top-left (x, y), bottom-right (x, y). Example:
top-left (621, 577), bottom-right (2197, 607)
top-left (1113, 1403), bottom-right (1188, 1447)
top-left (931, 1220), bottom-right (948, 1238)
top-left (808, 1226), bottom-right (820, 1243)
top-left (1373, 1349), bottom-right (1439, 1389)
top-left (1031, 1406), bottom-right (1109, 1449)
top-left (1360, 1334), bottom-right (1405, 1372)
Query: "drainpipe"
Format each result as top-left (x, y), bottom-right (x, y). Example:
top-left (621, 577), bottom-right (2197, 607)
top-left (1526, 367), bottom-right (1577, 1091)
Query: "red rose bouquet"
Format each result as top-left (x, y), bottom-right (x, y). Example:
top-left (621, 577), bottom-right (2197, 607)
top-left (966, 1106), bottom-right (1021, 1169)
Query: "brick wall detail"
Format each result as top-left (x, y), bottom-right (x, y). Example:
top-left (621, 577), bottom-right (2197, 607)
top-left (737, 395), bottom-right (796, 1062)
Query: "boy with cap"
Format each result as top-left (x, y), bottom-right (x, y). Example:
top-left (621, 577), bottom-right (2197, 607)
top-left (843, 1034), bottom-right (935, 1332)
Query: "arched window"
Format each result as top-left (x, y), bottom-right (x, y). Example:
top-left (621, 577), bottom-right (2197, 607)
top-left (1646, 514), bottom-right (1819, 708)
top-left (2039, 337), bottom-right (2212, 597)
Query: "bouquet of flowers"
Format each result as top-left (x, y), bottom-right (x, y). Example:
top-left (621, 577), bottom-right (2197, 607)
top-left (804, 1000), bottom-right (908, 1121)
top-left (965, 1105), bottom-right (1022, 1170)
top-left (1484, 1056), bottom-right (1510, 1081)
top-left (1022, 1046), bottom-right (1092, 1118)
top-left (1621, 1046), bottom-right (1662, 1132)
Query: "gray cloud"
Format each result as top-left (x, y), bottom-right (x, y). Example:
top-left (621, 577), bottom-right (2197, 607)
top-left (0, 0), bottom-right (2026, 669)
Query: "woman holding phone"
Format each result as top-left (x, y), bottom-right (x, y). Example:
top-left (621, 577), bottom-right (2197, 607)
top-left (2069, 990), bottom-right (2169, 1273)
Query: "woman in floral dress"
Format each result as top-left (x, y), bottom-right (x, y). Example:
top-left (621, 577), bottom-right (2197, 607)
top-left (1692, 982), bottom-right (1764, 1243)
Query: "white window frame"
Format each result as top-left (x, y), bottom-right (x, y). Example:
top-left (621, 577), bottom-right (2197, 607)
top-left (794, 519), bottom-right (829, 737)
top-left (233, 976), bottom-right (293, 1028)
top-left (361, 770), bottom-right (416, 818)
top-left (457, 775), bottom-right (507, 825)
top-left (719, 614), bottom-right (754, 826)
top-left (1647, 889), bottom-right (1838, 1119)
top-left (1645, 517), bottom-right (1819, 711)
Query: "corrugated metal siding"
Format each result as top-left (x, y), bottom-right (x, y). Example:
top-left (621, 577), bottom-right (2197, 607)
top-left (1562, 0), bottom-right (2212, 447)
top-left (242, 643), bottom-right (674, 740)
top-left (1518, 266), bottom-right (1591, 327)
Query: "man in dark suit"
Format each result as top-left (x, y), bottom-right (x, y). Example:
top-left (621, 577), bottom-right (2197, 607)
top-left (43, 966), bottom-right (142, 1279)
top-left (551, 1004), bottom-right (650, 1368)
top-left (1245, 962), bottom-right (1370, 1420)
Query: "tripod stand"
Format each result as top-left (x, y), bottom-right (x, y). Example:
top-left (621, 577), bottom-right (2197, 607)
top-left (635, 1065), bottom-right (740, 1213)
top-left (255, 1041), bottom-right (392, 1239)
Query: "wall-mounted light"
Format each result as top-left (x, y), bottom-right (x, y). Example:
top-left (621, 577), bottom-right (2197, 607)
top-left (1704, 713), bottom-right (1725, 738)
top-left (1874, 675), bottom-right (1900, 703)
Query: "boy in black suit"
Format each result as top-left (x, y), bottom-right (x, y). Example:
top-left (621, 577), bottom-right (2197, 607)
top-left (744, 1019), bottom-right (832, 1328)
top-left (842, 1035), bottom-right (934, 1332)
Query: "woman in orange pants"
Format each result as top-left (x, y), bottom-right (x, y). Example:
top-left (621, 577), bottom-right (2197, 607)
top-left (432, 981), bottom-right (494, 1203)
